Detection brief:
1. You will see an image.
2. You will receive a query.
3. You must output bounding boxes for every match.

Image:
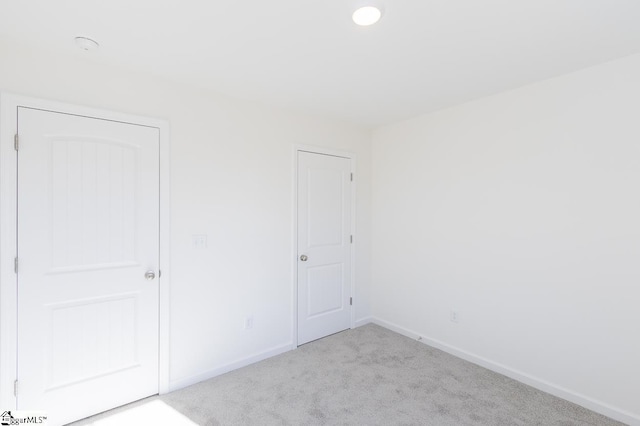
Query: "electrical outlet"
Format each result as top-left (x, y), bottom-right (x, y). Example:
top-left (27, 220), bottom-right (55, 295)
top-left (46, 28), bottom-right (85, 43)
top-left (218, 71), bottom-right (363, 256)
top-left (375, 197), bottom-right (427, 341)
top-left (244, 316), bottom-right (254, 330)
top-left (450, 310), bottom-right (459, 323)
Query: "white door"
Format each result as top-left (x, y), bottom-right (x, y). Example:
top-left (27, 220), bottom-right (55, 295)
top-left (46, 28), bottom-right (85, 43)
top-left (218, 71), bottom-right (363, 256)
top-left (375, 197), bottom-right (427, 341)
top-left (297, 151), bottom-right (352, 345)
top-left (16, 108), bottom-right (160, 426)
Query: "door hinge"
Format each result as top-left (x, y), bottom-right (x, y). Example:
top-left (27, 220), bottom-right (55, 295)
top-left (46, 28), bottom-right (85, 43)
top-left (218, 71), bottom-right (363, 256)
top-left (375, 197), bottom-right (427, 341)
top-left (350, 172), bottom-right (353, 182)
top-left (14, 133), bottom-right (19, 151)
top-left (350, 297), bottom-right (353, 306)
top-left (14, 379), bottom-right (18, 396)
top-left (350, 235), bottom-right (353, 244)
top-left (14, 257), bottom-right (18, 274)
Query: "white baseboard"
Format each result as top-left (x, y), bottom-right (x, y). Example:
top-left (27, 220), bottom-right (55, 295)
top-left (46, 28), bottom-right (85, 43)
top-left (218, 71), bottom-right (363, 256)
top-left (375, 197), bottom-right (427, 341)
top-left (372, 317), bottom-right (639, 426)
top-left (167, 342), bottom-right (293, 392)
top-left (354, 316), bottom-right (373, 328)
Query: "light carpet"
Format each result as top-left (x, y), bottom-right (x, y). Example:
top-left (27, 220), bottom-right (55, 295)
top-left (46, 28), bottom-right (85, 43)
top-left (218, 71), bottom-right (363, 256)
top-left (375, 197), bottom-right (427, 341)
top-left (73, 324), bottom-right (623, 425)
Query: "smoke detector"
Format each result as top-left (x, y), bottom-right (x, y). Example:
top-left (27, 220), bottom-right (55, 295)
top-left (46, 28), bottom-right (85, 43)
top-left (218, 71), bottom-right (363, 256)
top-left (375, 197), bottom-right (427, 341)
top-left (74, 37), bottom-right (100, 51)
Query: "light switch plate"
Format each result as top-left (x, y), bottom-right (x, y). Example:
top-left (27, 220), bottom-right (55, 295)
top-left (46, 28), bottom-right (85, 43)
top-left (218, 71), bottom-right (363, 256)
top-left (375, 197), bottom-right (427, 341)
top-left (192, 234), bottom-right (207, 249)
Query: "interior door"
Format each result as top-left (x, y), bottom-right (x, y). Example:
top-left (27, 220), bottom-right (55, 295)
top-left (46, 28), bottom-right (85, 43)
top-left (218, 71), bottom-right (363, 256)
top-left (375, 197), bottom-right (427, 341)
top-left (16, 107), bottom-right (160, 426)
top-left (297, 151), bottom-right (352, 345)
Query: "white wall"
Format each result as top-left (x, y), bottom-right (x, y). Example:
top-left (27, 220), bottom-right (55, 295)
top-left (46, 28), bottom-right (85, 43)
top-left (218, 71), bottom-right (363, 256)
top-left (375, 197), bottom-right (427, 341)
top-left (0, 38), bottom-right (372, 389)
top-left (372, 53), bottom-right (640, 423)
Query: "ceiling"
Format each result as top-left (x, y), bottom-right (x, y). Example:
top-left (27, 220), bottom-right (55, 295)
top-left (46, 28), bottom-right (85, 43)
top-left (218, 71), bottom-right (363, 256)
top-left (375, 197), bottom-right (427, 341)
top-left (2, 0), bottom-right (640, 127)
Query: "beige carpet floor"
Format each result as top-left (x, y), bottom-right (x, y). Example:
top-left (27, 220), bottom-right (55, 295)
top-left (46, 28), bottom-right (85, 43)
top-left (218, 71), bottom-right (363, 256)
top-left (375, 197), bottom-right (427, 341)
top-left (73, 324), bottom-right (624, 425)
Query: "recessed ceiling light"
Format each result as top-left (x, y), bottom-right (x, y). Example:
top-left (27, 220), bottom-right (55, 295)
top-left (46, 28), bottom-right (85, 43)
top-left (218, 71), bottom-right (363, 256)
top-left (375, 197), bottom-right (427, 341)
top-left (74, 36), bottom-right (99, 51)
top-left (352, 6), bottom-right (382, 26)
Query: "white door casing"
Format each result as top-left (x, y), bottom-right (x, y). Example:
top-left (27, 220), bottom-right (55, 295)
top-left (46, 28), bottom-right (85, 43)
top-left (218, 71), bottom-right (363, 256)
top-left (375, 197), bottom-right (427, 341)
top-left (0, 92), bottom-right (171, 424)
top-left (297, 150), bottom-right (353, 345)
top-left (16, 108), bottom-right (159, 425)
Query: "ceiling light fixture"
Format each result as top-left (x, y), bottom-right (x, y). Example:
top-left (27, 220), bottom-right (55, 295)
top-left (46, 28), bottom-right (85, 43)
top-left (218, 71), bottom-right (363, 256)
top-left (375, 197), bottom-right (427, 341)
top-left (74, 36), bottom-right (99, 51)
top-left (352, 6), bottom-right (382, 26)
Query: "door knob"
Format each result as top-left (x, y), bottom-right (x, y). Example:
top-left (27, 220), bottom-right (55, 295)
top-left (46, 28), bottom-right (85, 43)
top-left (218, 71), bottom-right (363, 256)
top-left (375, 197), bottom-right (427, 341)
top-left (145, 270), bottom-right (156, 281)
top-left (300, 255), bottom-right (308, 262)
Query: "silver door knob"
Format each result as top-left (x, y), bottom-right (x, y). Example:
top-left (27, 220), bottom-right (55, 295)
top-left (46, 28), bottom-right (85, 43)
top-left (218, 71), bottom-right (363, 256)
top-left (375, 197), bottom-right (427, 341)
top-left (145, 271), bottom-right (156, 281)
top-left (300, 255), bottom-right (308, 262)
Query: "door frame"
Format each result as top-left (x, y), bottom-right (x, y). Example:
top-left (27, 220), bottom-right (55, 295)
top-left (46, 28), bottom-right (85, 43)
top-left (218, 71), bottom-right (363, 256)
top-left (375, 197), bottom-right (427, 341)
top-left (292, 145), bottom-right (356, 348)
top-left (0, 92), bottom-right (171, 410)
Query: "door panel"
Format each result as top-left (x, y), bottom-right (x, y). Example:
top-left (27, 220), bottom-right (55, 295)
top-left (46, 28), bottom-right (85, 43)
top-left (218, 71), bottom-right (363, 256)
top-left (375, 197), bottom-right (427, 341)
top-left (47, 293), bottom-right (138, 390)
top-left (297, 151), bottom-right (351, 345)
top-left (307, 263), bottom-right (344, 317)
top-left (307, 168), bottom-right (344, 246)
top-left (49, 136), bottom-right (138, 271)
top-left (17, 108), bottom-right (160, 426)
